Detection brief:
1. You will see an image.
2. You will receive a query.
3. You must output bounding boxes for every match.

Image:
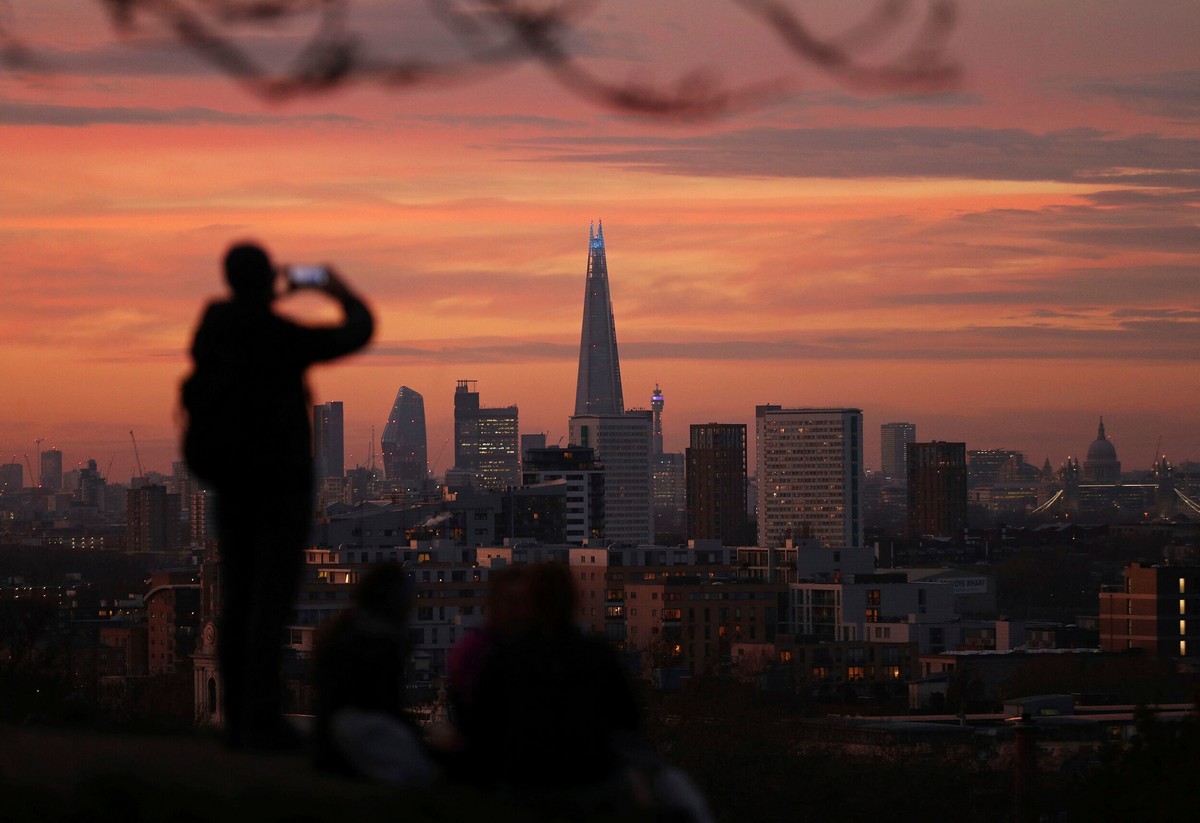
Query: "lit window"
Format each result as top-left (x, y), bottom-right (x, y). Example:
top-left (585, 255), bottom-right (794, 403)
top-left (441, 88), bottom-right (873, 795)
top-left (1182, 600), bottom-right (1188, 616)
top-left (1181, 578), bottom-right (1187, 595)
top-left (1181, 620), bottom-right (1187, 636)
top-left (1181, 640), bottom-right (1187, 656)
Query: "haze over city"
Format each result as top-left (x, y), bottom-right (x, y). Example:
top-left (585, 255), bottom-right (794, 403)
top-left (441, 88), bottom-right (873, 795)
top-left (2, 1), bottom-right (1197, 481)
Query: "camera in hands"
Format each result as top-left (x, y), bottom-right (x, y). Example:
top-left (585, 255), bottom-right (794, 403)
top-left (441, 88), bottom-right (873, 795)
top-left (286, 265), bottom-right (329, 288)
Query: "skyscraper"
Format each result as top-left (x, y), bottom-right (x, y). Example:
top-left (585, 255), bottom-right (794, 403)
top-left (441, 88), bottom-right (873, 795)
top-left (574, 221), bottom-right (624, 416)
top-left (756, 406), bottom-right (864, 548)
top-left (570, 411), bottom-right (653, 544)
top-left (40, 448), bottom-right (63, 490)
top-left (453, 380), bottom-right (519, 492)
top-left (312, 401), bottom-right (345, 480)
top-left (907, 441), bottom-right (968, 541)
top-left (686, 423), bottom-right (749, 545)
top-left (568, 222), bottom-right (652, 543)
top-left (381, 386), bottom-right (428, 494)
top-left (880, 422), bottom-right (916, 480)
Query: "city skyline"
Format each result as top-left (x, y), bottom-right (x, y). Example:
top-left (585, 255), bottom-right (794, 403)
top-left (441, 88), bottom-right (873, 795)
top-left (2, 2), bottom-right (1198, 480)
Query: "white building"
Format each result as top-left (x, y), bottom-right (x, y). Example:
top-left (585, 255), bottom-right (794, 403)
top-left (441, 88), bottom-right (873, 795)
top-left (755, 406), bottom-right (864, 548)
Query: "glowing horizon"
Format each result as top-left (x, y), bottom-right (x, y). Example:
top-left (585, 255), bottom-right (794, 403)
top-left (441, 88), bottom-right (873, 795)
top-left (2, 1), bottom-right (1198, 484)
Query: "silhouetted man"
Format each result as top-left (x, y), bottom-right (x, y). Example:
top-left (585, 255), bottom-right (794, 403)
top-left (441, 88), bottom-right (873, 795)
top-left (182, 242), bottom-right (373, 748)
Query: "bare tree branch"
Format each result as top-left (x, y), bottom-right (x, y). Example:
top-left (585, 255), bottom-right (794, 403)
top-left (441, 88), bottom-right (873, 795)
top-left (733, 0), bottom-right (960, 92)
top-left (1, 0), bottom-right (961, 115)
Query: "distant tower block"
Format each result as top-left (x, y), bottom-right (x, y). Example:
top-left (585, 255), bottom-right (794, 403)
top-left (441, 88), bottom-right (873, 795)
top-left (381, 386), bottom-right (428, 494)
top-left (880, 422), bottom-right (916, 480)
top-left (312, 401), bottom-right (345, 480)
top-left (574, 221), bottom-right (625, 416)
top-left (907, 441), bottom-right (968, 541)
top-left (687, 423), bottom-right (749, 546)
top-left (757, 406), bottom-right (864, 549)
top-left (453, 380), bottom-right (519, 492)
top-left (40, 448), bottom-right (63, 490)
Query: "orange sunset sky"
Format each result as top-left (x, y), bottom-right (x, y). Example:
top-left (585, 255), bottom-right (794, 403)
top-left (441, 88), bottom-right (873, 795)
top-left (1, 1), bottom-right (1198, 482)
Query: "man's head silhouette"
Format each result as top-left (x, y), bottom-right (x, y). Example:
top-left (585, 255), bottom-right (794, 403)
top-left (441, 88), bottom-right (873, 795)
top-left (224, 242), bottom-right (275, 302)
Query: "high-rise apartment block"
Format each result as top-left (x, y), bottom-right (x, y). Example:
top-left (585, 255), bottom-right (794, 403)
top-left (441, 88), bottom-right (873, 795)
top-left (880, 422), bottom-right (915, 480)
top-left (570, 411), bottom-right (653, 545)
top-left (756, 406), bottom-right (863, 548)
top-left (907, 441), bottom-right (968, 541)
top-left (126, 484), bottom-right (183, 553)
top-left (686, 423), bottom-right (749, 546)
top-left (574, 222), bottom-right (624, 416)
top-left (454, 380), bottom-right (519, 492)
top-left (381, 386), bottom-right (428, 494)
top-left (523, 446), bottom-right (605, 545)
top-left (312, 401), bottom-right (345, 480)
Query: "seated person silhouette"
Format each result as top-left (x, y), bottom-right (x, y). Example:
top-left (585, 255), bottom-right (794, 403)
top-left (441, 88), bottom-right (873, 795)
top-left (447, 563), bottom-right (714, 821)
top-left (445, 564), bottom-right (527, 724)
top-left (313, 563), bottom-right (439, 786)
top-left (181, 242), bottom-right (372, 749)
top-left (453, 564), bottom-right (640, 805)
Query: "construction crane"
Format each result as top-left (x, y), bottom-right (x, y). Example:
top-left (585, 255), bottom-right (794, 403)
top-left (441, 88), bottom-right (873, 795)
top-left (430, 438), bottom-right (449, 477)
top-left (22, 454), bottom-right (35, 487)
top-left (129, 430), bottom-right (145, 480)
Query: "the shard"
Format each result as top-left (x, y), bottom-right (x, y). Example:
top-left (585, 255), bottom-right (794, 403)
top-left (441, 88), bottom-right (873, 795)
top-left (574, 221), bottom-right (625, 416)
